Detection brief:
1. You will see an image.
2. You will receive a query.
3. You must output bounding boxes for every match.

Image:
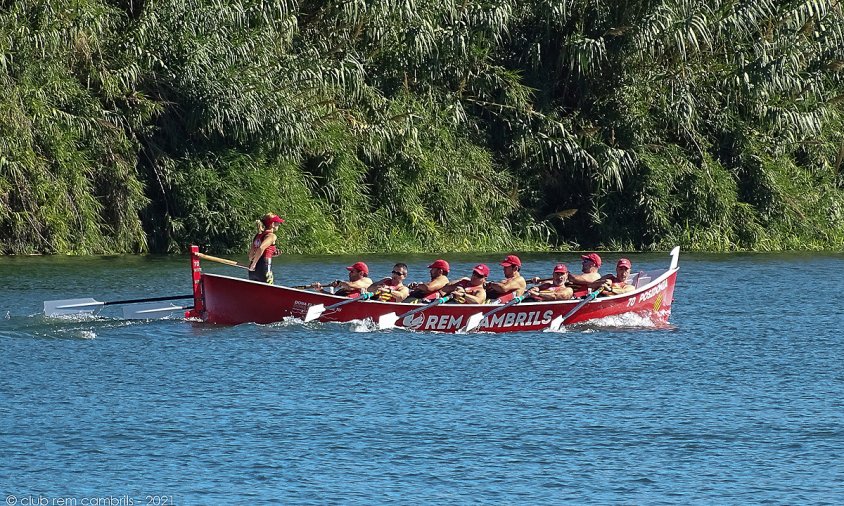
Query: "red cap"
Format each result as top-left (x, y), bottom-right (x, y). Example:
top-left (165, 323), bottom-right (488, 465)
top-left (581, 253), bottom-right (602, 267)
top-left (472, 264), bottom-right (490, 277)
top-left (553, 263), bottom-right (568, 274)
top-left (428, 259), bottom-right (450, 272)
top-left (346, 261), bottom-right (369, 275)
top-left (500, 254), bottom-right (522, 267)
top-left (617, 258), bottom-right (632, 269)
top-left (261, 213), bottom-right (284, 227)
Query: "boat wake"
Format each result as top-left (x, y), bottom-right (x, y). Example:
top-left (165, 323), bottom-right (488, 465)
top-left (264, 316), bottom-right (310, 328)
top-left (544, 312), bottom-right (664, 333)
top-left (350, 319), bottom-right (380, 333)
top-left (5, 312), bottom-right (150, 340)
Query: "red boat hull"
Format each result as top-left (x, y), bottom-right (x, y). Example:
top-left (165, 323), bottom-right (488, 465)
top-left (188, 247), bottom-right (680, 333)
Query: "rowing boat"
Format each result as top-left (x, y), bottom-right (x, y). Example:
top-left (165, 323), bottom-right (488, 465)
top-left (185, 246), bottom-right (680, 332)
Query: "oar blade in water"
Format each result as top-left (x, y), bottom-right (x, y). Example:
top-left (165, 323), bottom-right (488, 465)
top-left (123, 303), bottom-right (190, 320)
top-left (461, 313), bottom-right (485, 333)
top-left (547, 315), bottom-right (565, 332)
top-left (44, 298), bottom-right (102, 317)
top-left (378, 312), bottom-right (399, 329)
top-left (303, 304), bottom-right (326, 323)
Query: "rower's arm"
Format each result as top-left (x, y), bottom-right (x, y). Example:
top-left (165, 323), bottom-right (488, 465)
top-left (462, 289), bottom-right (486, 304)
top-left (366, 278), bottom-right (391, 292)
top-left (587, 274), bottom-right (613, 290)
top-left (339, 277), bottom-right (373, 292)
top-left (412, 276), bottom-right (449, 293)
top-left (248, 232), bottom-right (276, 267)
top-left (543, 287), bottom-right (573, 300)
top-left (440, 278), bottom-right (470, 295)
top-left (391, 285), bottom-right (410, 302)
top-left (487, 276), bottom-right (526, 295)
top-left (604, 283), bottom-right (635, 295)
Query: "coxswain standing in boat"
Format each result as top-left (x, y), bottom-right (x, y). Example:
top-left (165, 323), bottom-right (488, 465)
top-left (310, 261), bottom-right (373, 297)
top-left (440, 264), bottom-right (489, 304)
top-left (568, 253), bottom-right (603, 297)
top-left (247, 213), bottom-right (284, 284)
top-left (406, 259), bottom-right (450, 302)
top-left (367, 263), bottom-right (410, 302)
top-left (485, 254), bottom-right (527, 303)
top-left (594, 258), bottom-right (636, 296)
top-left (525, 263), bottom-right (574, 301)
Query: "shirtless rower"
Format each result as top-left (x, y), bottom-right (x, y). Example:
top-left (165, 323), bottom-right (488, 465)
top-left (485, 254), bottom-right (527, 303)
top-left (406, 259), bottom-right (450, 302)
top-left (568, 252), bottom-right (603, 298)
top-left (310, 261), bottom-right (373, 297)
top-left (525, 263), bottom-right (573, 301)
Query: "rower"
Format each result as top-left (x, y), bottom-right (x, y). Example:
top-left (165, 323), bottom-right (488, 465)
top-left (367, 263), bottom-right (410, 302)
top-left (568, 253), bottom-right (602, 298)
top-left (406, 259), bottom-right (450, 303)
top-left (310, 261), bottom-right (373, 297)
top-left (440, 264), bottom-right (489, 304)
top-left (485, 254), bottom-right (526, 303)
top-left (525, 263), bottom-right (573, 301)
top-left (594, 258), bottom-right (636, 296)
top-left (247, 213), bottom-right (284, 284)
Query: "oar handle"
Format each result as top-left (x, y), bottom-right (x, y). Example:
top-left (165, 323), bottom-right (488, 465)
top-left (480, 294), bottom-right (525, 318)
top-left (324, 291), bottom-right (373, 311)
top-left (196, 252), bottom-right (250, 270)
top-left (396, 295), bottom-right (452, 319)
top-left (104, 294), bottom-right (194, 306)
top-left (556, 289), bottom-right (599, 327)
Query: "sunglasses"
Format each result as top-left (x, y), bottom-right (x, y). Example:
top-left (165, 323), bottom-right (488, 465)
top-left (391, 271), bottom-right (406, 276)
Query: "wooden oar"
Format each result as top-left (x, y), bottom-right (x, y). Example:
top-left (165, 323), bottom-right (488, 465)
top-left (195, 252), bottom-right (251, 270)
top-left (460, 294), bottom-right (526, 333)
top-left (44, 294), bottom-right (194, 317)
top-left (378, 294), bottom-right (454, 330)
top-left (546, 289), bottom-right (600, 331)
top-left (304, 292), bottom-right (374, 323)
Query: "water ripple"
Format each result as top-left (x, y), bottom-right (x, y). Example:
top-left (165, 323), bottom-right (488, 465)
top-left (2, 253), bottom-right (844, 503)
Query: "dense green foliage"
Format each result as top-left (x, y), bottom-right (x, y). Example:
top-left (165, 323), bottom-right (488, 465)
top-left (2, 0), bottom-right (842, 254)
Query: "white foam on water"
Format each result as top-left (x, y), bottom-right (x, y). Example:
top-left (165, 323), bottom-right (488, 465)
top-left (264, 316), bottom-right (306, 328)
top-left (77, 330), bottom-right (97, 339)
top-left (588, 312), bottom-right (659, 328)
top-left (544, 312), bottom-right (660, 333)
top-left (45, 312), bottom-right (99, 322)
top-left (542, 325), bottom-right (569, 334)
top-left (350, 319), bottom-right (380, 332)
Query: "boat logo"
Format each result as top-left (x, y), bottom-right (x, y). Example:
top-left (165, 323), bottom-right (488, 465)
top-left (403, 314), bottom-right (425, 330)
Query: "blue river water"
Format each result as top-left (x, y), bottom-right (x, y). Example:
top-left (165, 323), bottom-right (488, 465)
top-left (2, 251), bottom-right (843, 504)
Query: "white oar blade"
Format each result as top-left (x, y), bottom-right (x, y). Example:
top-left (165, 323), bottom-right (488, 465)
top-left (378, 312), bottom-right (399, 330)
top-left (123, 303), bottom-right (187, 320)
top-left (547, 315), bottom-right (564, 332)
top-left (44, 298), bottom-right (102, 317)
top-left (462, 313), bottom-right (484, 333)
top-left (303, 304), bottom-right (325, 323)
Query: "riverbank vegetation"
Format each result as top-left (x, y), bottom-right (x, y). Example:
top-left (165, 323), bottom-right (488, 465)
top-left (2, 0), bottom-right (842, 254)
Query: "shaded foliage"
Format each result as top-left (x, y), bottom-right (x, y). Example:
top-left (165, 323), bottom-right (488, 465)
top-left (1, 0), bottom-right (843, 255)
